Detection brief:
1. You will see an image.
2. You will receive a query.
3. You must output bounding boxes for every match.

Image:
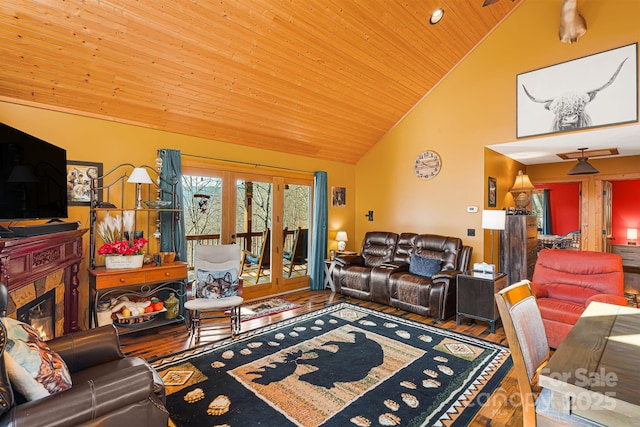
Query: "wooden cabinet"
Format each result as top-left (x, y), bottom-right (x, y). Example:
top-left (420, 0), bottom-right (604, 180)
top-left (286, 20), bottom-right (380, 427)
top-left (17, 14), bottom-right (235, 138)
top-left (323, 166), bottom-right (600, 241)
top-left (90, 263), bottom-right (186, 290)
top-left (87, 163), bottom-right (186, 332)
top-left (611, 244), bottom-right (640, 293)
top-left (499, 215), bottom-right (538, 285)
top-left (456, 272), bottom-right (507, 333)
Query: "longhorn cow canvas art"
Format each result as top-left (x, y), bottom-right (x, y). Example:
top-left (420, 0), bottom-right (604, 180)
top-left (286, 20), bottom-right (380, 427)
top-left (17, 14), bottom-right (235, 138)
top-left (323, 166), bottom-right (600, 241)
top-left (516, 43), bottom-right (637, 138)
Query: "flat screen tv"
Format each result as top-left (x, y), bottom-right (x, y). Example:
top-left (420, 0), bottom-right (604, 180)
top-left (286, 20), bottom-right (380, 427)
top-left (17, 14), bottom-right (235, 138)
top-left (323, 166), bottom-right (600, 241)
top-left (0, 123), bottom-right (68, 222)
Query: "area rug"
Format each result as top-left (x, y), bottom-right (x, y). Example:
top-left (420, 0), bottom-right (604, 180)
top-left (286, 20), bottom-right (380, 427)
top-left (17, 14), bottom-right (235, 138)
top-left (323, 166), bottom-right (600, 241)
top-left (154, 303), bottom-right (512, 427)
top-left (240, 297), bottom-right (301, 321)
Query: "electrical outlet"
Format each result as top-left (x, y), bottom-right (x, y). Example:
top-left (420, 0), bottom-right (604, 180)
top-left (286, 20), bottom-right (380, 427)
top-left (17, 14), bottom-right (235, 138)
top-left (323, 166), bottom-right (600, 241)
top-left (467, 228), bottom-right (475, 237)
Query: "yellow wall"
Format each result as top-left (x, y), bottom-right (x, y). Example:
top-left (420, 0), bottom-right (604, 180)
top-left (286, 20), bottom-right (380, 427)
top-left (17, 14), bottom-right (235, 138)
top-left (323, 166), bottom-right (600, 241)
top-left (483, 148), bottom-right (525, 266)
top-left (3, 0), bottom-right (640, 324)
top-left (0, 102), bottom-right (356, 326)
top-left (355, 0), bottom-right (640, 263)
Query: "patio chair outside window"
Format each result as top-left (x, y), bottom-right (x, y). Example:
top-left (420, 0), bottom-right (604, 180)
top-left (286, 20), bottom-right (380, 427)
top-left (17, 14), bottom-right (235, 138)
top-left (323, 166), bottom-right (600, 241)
top-left (283, 227), bottom-right (308, 277)
top-left (240, 228), bottom-right (270, 283)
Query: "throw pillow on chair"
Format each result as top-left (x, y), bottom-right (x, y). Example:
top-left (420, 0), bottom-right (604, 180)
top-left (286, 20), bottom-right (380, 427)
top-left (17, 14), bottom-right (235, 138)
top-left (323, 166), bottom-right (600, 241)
top-left (195, 268), bottom-right (240, 299)
top-left (3, 317), bottom-right (72, 401)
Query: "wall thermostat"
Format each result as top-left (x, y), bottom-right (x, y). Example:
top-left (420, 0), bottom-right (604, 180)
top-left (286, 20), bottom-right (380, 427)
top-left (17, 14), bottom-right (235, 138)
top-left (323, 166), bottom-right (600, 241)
top-left (467, 206), bottom-right (478, 213)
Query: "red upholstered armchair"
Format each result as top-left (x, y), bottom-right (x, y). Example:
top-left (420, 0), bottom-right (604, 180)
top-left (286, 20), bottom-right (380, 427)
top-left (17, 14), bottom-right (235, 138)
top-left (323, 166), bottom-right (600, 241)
top-left (531, 249), bottom-right (627, 348)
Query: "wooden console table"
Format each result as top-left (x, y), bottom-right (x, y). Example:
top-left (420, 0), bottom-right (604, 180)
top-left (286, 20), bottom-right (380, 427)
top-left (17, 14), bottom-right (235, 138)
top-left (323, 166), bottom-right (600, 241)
top-left (0, 229), bottom-right (87, 333)
top-left (88, 261), bottom-right (187, 332)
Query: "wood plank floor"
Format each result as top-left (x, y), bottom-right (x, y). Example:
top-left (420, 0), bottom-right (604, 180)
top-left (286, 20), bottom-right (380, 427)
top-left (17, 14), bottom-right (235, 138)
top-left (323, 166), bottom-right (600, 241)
top-left (120, 289), bottom-right (524, 426)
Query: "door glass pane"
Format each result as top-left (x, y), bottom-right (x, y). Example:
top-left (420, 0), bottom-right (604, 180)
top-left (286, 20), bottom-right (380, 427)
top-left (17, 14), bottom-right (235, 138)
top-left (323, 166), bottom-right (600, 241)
top-left (531, 190), bottom-right (544, 233)
top-left (237, 179), bottom-right (272, 285)
top-left (283, 183), bottom-right (311, 278)
top-left (182, 175), bottom-right (223, 267)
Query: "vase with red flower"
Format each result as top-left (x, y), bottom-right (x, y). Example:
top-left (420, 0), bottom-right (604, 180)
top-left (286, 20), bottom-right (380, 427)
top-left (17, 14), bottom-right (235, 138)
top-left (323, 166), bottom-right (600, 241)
top-left (98, 212), bottom-right (148, 269)
top-left (99, 238), bottom-right (148, 269)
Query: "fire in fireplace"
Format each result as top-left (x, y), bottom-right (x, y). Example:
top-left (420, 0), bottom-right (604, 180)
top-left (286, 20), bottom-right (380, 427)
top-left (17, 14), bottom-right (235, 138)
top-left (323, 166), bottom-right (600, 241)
top-left (17, 289), bottom-right (56, 341)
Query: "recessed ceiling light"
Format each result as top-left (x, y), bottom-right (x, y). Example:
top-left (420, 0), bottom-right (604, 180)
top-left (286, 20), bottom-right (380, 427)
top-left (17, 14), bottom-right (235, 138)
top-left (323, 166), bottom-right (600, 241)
top-left (430, 8), bottom-right (444, 25)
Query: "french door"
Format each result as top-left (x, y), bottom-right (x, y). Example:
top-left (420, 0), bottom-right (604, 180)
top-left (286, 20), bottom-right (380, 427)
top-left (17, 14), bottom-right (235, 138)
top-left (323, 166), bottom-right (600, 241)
top-left (182, 162), bottom-right (312, 300)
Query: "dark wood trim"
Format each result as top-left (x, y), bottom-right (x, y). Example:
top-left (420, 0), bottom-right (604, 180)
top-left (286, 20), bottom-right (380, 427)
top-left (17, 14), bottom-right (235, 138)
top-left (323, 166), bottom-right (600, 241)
top-left (0, 229), bottom-right (87, 333)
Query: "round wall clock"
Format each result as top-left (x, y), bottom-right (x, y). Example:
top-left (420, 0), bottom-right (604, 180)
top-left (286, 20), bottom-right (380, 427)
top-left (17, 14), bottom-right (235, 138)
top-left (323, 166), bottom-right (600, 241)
top-left (413, 150), bottom-right (441, 180)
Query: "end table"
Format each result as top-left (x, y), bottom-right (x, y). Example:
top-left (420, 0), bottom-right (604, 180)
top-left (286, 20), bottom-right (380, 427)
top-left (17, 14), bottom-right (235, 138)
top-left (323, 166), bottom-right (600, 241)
top-left (323, 259), bottom-right (337, 292)
top-left (456, 271), bottom-right (507, 333)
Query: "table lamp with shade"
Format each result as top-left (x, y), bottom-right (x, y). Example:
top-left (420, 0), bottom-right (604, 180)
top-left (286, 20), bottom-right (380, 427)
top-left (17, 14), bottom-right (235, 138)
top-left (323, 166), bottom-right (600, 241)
top-left (482, 209), bottom-right (506, 269)
top-left (510, 170), bottom-right (535, 214)
top-left (628, 228), bottom-right (638, 245)
top-left (127, 167), bottom-right (154, 209)
top-left (335, 230), bottom-right (348, 251)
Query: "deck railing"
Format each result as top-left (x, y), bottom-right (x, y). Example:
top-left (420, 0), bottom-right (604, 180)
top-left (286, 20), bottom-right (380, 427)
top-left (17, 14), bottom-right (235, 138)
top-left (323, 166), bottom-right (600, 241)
top-left (186, 231), bottom-right (278, 270)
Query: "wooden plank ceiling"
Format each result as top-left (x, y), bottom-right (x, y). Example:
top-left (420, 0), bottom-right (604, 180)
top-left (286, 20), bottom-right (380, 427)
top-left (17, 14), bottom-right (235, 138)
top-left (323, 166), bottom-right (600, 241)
top-left (0, 0), bottom-right (520, 164)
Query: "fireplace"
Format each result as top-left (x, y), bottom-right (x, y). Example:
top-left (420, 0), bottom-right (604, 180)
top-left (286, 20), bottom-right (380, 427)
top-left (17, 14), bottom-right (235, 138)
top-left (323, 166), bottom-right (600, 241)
top-left (17, 289), bottom-right (56, 341)
top-left (1, 229), bottom-right (86, 335)
top-left (8, 269), bottom-right (66, 339)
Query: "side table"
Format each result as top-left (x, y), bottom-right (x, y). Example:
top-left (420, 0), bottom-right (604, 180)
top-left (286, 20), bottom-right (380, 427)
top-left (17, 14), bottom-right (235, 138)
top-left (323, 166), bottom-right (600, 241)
top-left (336, 250), bottom-right (357, 256)
top-left (323, 259), bottom-right (337, 292)
top-left (456, 271), bottom-right (507, 333)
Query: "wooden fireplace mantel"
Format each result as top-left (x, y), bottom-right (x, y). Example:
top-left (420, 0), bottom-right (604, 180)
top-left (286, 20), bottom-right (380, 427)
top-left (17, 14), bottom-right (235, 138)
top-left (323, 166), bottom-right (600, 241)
top-left (0, 229), bottom-right (87, 333)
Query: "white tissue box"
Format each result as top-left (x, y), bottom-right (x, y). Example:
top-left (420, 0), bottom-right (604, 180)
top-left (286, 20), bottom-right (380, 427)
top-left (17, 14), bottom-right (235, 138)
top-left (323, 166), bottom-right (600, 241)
top-left (473, 262), bottom-right (495, 273)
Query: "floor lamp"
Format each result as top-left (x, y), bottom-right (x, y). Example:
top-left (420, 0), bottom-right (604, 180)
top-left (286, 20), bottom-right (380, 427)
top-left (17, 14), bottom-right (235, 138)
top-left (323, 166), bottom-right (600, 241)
top-left (482, 210), bottom-right (506, 267)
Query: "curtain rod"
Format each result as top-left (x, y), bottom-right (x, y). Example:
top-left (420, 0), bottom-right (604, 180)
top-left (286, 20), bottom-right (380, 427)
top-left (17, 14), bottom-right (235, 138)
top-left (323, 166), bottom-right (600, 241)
top-left (181, 153), bottom-right (314, 174)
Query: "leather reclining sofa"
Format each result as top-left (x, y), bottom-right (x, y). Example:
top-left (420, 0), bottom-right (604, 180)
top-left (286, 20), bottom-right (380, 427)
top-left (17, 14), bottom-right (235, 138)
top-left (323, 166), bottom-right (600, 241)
top-left (332, 231), bottom-right (472, 320)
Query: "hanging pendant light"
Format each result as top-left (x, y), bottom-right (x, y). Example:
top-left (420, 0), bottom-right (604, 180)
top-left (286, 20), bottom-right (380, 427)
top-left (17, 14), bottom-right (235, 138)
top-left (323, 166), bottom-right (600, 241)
top-left (568, 148), bottom-right (599, 175)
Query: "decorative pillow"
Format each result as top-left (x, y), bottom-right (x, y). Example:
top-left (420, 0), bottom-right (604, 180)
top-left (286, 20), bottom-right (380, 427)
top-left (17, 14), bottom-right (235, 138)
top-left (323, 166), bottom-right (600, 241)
top-left (195, 268), bottom-right (239, 299)
top-left (409, 253), bottom-right (442, 278)
top-left (2, 317), bottom-right (72, 401)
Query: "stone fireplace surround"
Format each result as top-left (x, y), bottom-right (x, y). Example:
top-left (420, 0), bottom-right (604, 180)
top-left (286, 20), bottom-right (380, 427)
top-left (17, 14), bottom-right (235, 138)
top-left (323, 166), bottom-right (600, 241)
top-left (0, 229), bottom-right (86, 335)
top-left (10, 269), bottom-right (65, 338)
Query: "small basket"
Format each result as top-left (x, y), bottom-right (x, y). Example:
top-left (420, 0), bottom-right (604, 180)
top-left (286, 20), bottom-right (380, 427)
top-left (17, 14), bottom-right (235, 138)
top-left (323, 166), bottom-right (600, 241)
top-left (114, 308), bottom-right (167, 325)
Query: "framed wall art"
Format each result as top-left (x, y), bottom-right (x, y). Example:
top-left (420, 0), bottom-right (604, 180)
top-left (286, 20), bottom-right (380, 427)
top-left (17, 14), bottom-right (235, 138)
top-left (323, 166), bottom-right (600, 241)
top-left (488, 176), bottom-right (497, 207)
top-left (66, 160), bottom-right (103, 206)
top-left (331, 186), bottom-right (346, 207)
top-left (516, 43), bottom-right (637, 138)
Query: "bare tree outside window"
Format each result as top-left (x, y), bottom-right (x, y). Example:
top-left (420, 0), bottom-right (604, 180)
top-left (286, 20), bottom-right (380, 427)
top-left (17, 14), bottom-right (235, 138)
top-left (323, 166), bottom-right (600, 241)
top-left (183, 174), bottom-right (311, 280)
top-left (182, 175), bottom-right (222, 237)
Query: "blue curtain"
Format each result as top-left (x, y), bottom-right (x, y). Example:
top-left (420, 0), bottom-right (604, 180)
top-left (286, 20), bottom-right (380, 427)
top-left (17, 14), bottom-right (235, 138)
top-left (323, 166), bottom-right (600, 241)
top-left (159, 149), bottom-right (187, 263)
top-left (309, 171), bottom-right (328, 290)
top-left (542, 189), bottom-right (553, 235)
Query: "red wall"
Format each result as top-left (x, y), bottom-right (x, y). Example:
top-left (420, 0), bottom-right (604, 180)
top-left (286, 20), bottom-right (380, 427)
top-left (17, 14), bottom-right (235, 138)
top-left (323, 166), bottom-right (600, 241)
top-left (535, 183), bottom-right (580, 235)
top-left (612, 180), bottom-right (640, 244)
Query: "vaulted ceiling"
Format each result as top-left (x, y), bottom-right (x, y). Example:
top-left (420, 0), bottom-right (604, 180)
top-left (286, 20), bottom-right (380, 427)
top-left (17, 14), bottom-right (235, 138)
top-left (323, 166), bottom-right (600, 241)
top-left (0, 0), bottom-right (521, 164)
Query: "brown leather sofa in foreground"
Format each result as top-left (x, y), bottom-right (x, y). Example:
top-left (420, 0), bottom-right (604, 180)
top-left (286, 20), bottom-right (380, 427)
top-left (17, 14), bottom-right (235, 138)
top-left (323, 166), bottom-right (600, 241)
top-left (333, 231), bottom-right (472, 320)
top-left (0, 282), bottom-right (168, 427)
